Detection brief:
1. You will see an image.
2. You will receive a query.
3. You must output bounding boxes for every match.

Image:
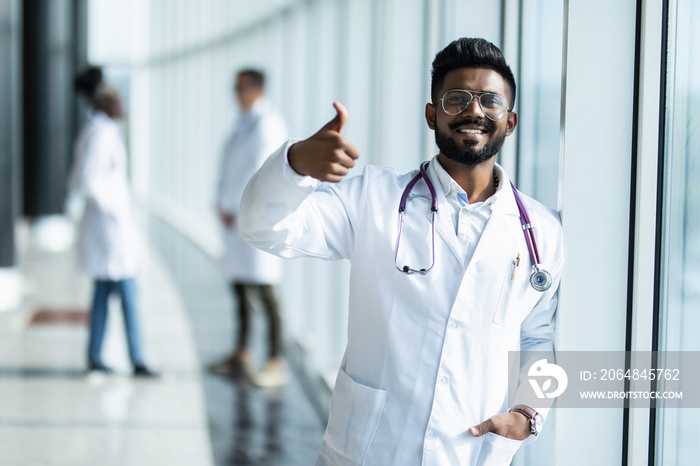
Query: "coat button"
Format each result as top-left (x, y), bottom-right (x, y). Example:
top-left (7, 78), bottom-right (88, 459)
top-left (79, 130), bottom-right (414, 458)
top-left (426, 431), bottom-right (436, 440)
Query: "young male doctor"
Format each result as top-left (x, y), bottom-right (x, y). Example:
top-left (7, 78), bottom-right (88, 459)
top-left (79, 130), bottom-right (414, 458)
top-left (240, 38), bottom-right (564, 465)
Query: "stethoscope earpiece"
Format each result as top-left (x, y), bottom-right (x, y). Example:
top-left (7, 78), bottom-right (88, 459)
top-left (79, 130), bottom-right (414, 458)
top-left (529, 267), bottom-right (552, 292)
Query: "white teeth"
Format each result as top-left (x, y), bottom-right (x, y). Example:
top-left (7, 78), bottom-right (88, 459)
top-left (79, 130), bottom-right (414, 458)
top-left (457, 129), bottom-right (485, 134)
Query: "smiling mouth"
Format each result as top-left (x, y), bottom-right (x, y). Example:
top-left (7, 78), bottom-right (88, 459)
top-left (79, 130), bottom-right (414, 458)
top-left (456, 128), bottom-right (486, 135)
top-left (449, 119), bottom-right (495, 134)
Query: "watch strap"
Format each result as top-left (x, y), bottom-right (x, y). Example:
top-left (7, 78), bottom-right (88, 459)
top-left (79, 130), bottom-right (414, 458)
top-left (509, 404), bottom-right (537, 420)
top-left (509, 404), bottom-right (540, 436)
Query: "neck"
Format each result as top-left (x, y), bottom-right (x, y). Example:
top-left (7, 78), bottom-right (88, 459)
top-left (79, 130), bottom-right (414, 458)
top-left (241, 95), bottom-right (264, 114)
top-left (437, 154), bottom-right (498, 203)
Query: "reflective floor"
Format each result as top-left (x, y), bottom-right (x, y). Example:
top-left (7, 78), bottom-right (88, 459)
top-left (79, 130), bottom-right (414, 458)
top-left (0, 217), bottom-right (325, 465)
top-left (147, 217), bottom-right (325, 466)
top-left (0, 221), bottom-right (212, 466)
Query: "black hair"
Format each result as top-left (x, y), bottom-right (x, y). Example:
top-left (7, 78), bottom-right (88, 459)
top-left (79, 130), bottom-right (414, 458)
top-left (236, 69), bottom-right (265, 89)
top-left (430, 38), bottom-right (516, 108)
top-left (74, 66), bottom-right (104, 98)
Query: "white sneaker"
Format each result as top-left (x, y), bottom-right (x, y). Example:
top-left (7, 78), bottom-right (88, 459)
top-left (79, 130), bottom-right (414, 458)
top-left (251, 361), bottom-right (290, 388)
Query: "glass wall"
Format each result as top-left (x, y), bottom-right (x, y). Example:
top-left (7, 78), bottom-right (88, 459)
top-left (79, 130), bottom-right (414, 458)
top-left (655, 0), bottom-right (700, 463)
top-left (516, 0), bottom-right (564, 210)
top-left (512, 1), bottom-right (563, 463)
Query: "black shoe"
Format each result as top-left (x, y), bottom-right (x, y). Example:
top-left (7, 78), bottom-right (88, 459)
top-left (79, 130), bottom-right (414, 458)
top-left (133, 364), bottom-right (161, 378)
top-left (88, 362), bottom-right (114, 375)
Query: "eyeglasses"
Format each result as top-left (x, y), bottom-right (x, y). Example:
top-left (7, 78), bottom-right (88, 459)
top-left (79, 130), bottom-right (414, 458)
top-left (439, 89), bottom-right (510, 121)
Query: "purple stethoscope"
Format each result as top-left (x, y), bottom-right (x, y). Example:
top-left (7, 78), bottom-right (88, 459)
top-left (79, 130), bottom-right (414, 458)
top-left (394, 161), bottom-right (552, 292)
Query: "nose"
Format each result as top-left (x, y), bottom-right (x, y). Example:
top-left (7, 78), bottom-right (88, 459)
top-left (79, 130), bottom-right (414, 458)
top-left (461, 95), bottom-right (486, 118)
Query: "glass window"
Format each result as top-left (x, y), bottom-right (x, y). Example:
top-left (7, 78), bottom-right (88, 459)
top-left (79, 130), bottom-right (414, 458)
top-left (655, 0), bottom-right (700, 463)
top-left (515, 0), bottom-right (564, 210)
top-left (512, 2), bottom-right (563, 464)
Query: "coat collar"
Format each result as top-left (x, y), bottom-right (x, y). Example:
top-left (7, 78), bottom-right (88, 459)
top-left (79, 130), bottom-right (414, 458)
top-left (407, 157), bottom-right (522, 263)
top-left (425, 156), bottom-right (520, 216)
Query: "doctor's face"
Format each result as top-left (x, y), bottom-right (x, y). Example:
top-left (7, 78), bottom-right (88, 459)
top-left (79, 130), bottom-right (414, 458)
top-left (426, 68), bottom-right (517, 166)
top-left (235, 75), bottom-right (263, 113)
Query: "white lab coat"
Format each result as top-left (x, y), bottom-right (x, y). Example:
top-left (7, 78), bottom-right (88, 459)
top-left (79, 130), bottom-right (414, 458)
top-left (217, 97), bottom-right (287, 283)
top-left (239, 141), bottom-right (564, 466)
top-left (69, 110), bottom-right (142, 280)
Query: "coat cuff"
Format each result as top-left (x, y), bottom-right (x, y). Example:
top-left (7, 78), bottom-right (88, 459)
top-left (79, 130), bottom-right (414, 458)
top-left (281, 139), bottom-right (322, 189)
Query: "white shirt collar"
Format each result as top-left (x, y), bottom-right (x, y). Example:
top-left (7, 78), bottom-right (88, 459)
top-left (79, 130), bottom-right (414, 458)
top-left (430, 155), bottom-right (506, 207)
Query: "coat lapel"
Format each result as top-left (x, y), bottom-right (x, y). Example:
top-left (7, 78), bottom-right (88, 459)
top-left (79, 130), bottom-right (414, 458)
top-left (468, 181), bottom-right (525, 272)
top-left (432, 204), bottom-right (464, 263)
top-left (410, 166), bottom-right (464, 263)
top-left (416, 160), bottom-right (527, 268)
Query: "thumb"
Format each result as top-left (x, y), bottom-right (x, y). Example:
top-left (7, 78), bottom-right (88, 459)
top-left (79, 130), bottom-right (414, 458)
top-left (469, 419), bottom-right (492, 437)
top-left (320, 101), bottom-right (349, 133)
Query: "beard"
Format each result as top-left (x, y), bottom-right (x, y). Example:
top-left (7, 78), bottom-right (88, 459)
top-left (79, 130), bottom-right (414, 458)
top-left (434, 119), bottom-right (506, 166)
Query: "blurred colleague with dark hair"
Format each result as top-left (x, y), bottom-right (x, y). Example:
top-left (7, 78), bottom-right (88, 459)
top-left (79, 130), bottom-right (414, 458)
top-left (209, 69), bottom-right (290, 388)
top-left (69, 71), bottom-right (159, 378)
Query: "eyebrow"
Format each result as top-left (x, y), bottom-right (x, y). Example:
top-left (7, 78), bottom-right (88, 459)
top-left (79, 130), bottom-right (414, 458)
top-left (443, 88), bottom-right (507, 100)
top-left (451, 88), bottom-right (503, 95)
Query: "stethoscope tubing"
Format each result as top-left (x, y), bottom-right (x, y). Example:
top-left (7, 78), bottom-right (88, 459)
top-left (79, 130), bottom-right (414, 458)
top-left (395, 162), bottom-right (552, 291)
top-left (399, 162), bottom-right (437, 212)
top-left (395, 162), bottom-right (437, 275)
top-left (510, 181), bottom-right (541, 266)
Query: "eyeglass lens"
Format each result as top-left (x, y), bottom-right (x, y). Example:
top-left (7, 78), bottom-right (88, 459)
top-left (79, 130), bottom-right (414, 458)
top-left (441, 90), bottom-right (508, 121)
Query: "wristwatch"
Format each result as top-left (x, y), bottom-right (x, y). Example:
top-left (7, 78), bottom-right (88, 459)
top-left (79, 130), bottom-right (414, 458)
top-left (509, 404), bottom-right (543, 436)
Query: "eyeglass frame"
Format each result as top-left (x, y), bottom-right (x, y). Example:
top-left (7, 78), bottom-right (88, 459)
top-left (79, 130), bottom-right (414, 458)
top-left (437, 88), bottom-right (513, 121)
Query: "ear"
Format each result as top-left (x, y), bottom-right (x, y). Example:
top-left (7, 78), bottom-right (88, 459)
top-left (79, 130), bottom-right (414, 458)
top-left (425, 103), bottom-right (437, 130)
top-left (505, 111), bottom-right (518, 136)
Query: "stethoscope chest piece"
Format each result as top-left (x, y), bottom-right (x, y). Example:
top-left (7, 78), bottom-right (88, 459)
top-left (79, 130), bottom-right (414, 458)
top-left (529, 266), bottom-right (552, 292)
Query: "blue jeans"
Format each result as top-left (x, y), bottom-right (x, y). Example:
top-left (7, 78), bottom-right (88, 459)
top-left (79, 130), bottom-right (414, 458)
top-left (87, 278), bottom-right (145, 367)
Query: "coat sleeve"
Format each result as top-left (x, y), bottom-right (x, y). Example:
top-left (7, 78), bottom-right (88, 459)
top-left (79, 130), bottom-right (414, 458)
top-left (238, 140), bottom-right (367, 261)
top-left (512, 214), bottom-right (564, 439)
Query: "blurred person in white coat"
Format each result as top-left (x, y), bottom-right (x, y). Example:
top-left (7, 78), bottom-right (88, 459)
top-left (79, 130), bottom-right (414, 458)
top-left (240, 39), bottom-right (564, 465)
top-left (210, 69), bottom-right (289, 387)
top-left (69, 76), bottom-right (158, 378)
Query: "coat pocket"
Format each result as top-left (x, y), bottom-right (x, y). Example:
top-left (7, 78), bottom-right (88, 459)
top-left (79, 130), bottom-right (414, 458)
top-left (492, 258), bottom-right (535, 331)
top-left (475, 432), bottom-right (523, 466)
top-left (324, 368), bottom-right (387, 465)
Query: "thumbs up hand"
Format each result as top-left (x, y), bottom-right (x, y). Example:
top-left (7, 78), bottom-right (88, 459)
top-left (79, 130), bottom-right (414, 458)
top-left (288, 102), bottom-right (360, 183)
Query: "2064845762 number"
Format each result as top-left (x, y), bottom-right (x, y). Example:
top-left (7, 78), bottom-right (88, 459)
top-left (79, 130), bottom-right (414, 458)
top-left (599, 368), bottom-right (680, 381)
